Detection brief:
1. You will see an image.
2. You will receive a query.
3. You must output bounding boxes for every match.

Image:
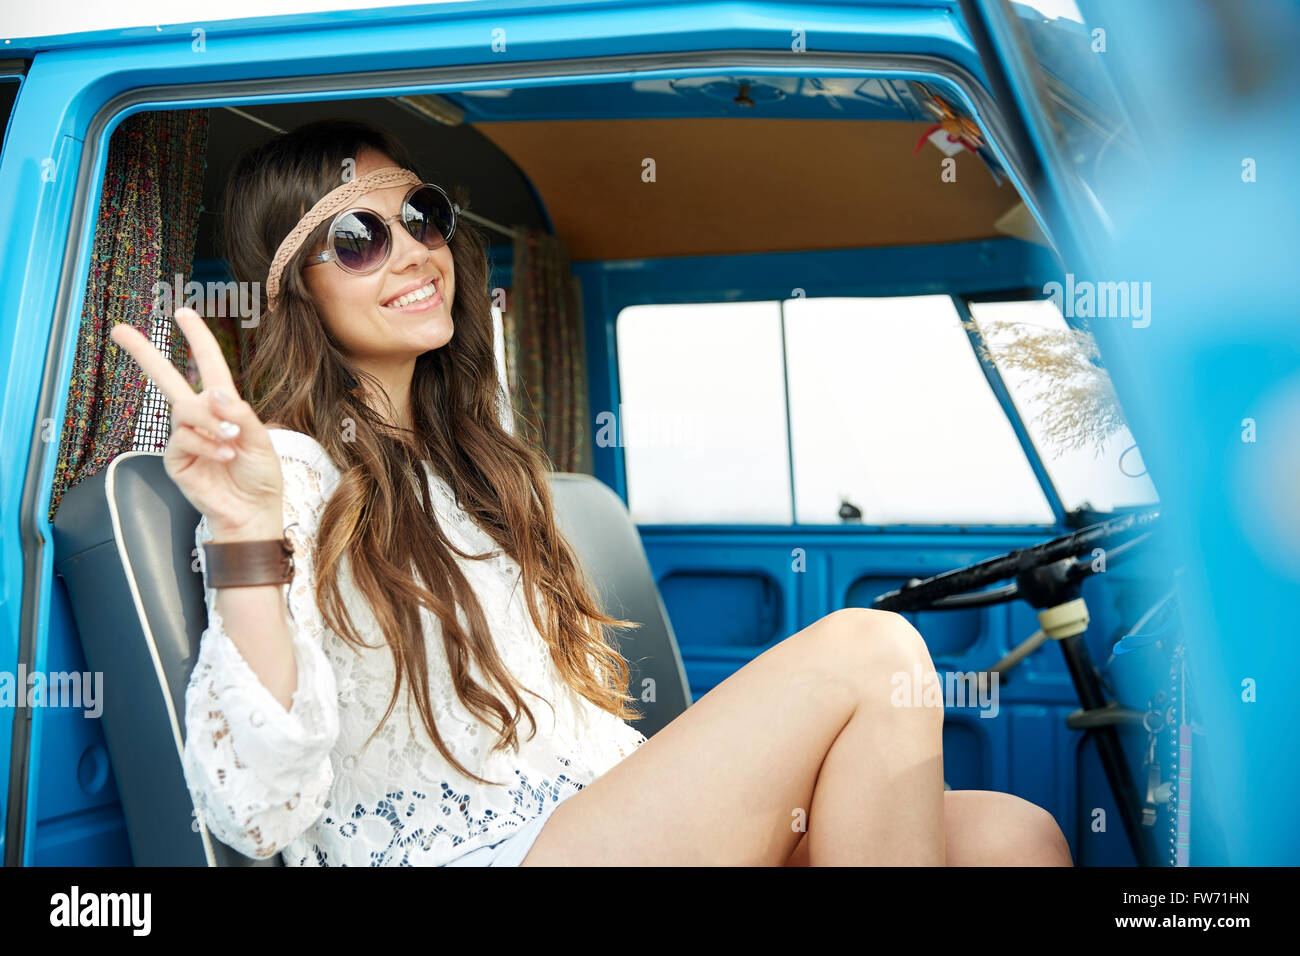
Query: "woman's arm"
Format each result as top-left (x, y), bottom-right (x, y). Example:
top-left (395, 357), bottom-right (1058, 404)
top-left (181, 439), bottom-right (342, 860)
top-left (206, 506), bottom-right (297, 711)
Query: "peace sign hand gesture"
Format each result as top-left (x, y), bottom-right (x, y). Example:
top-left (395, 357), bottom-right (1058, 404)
top-left (110, 308), bottom-right (285, 542)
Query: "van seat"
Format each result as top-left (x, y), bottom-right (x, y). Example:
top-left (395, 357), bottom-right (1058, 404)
top-left (52, 453), bottom-right (691, 866)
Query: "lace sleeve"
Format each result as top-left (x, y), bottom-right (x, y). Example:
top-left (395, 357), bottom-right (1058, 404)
top-left (610, 709), bottom-right (650, 760)
top-left (578, 697), bottom-right (649, 776)
top-left (181, 432), bottom-right (342, 860)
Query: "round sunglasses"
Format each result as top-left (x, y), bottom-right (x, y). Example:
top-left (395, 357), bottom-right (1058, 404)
top-left (303, 182), bottom-right (459, 276)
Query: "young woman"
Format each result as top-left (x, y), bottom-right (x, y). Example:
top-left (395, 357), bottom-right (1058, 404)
top-left (110, 119), bottom-right (1072, 867)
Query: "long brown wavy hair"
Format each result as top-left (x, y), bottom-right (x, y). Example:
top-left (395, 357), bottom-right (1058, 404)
top-left (218, 119), bottom-right (642, 786)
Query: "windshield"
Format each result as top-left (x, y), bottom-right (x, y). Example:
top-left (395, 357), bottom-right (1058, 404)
top-left (999, 0), bottom-right (1143, 235)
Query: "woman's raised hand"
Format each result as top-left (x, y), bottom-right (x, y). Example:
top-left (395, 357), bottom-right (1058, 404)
top-left (110, 308), bottom-right (285, 542)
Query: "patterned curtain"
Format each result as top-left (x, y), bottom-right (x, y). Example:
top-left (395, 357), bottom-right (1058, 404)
top-left (503, 227), bottom-right (592, 474)
top-left (48, 109), bottom-right (209, 520)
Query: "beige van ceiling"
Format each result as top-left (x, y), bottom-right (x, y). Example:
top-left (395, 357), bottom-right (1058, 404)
top-left (472, 118), bottom-right (1017, 261)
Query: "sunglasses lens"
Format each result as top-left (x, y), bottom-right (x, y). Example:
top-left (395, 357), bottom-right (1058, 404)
top-left (332, 210), bottom-right (390, 272)
top-left (403, 186), bottom-right (455, 249)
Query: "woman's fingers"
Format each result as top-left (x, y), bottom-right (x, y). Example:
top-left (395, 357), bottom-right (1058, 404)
top-left (168, 422), bottom-right (237, 463)
top-left (113, 308), bottom-right (256, 446)
top-left (200, 385), bottom-right (276, 460)
top-left (171, 389), bottom-right (244, 446)
top-left (111, 308), bottom-right (242, 408)
top-left (173, 307), bottom-right (240, 398)
top-left (113, 310), bottom-right (275, 510)
top-left (109, 321), bottom-right (196, 409)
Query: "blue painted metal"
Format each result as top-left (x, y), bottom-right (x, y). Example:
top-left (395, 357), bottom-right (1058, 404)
top-left (0, 113), bottom-right (85, 865)
top-left (32, 579), bottom-right (132, 864)
top-left (0, 0), bottom-right (1175, 866)
top-left (975, 0), bottom-right (1300, 864)
top-left (635, 523), bottom-right (1173, 864)
top-left (2, 1), bottom-right (977, 64)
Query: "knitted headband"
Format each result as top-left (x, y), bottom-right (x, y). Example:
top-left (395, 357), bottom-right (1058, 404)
top-left (264, 165), bottom-right (423, 311)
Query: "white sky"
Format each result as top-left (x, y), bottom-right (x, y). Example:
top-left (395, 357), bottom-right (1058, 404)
top-left (3, 0), bottom-right (468, 40)
top-left (6, 0), bottom-right (1088, 43)
top-left (1015, 0), bottom-right (1085, 22)
top-left (619, 296), bottom-right (1065, 526)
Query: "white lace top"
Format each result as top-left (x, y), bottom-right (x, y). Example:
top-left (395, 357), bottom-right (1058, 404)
top-left (182, 428), bottom-right (648, 866)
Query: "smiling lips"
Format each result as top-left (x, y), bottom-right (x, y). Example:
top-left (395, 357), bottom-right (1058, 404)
top-left (383, 279), bottom-right (442, 310)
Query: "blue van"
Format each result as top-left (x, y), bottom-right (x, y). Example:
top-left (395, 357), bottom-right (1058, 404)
top-left (1, 0), bottom-right (1297, 871)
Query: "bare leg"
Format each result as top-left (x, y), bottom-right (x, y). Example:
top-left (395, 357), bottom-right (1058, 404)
top-left (784, 790), bottom-right (1074, 866)
top-left (521, 608), bottom-right (945, 866)
top-left (938, 790), bottom-right (1073, 866)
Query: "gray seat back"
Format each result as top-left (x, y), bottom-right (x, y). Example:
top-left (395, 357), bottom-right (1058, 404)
top-left (548, 473), bottom-right (693, 737)
top-left (52, 452), bottom-right (274, 866)
top-left (52, 454), bottom-right (690, 866)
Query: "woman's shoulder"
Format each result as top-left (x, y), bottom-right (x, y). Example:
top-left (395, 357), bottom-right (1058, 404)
top-left (263, 425), bottom-right (343, 484)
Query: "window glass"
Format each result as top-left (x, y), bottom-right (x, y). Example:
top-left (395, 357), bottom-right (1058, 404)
top-left (782, 295), bottom-right (1055, 525)
top-left (998, 0), bottom-right (1140, 233)
top-left (615, 302), bottom-right (792, 523)
top-left (967, 297), bottom-right (1159, 511)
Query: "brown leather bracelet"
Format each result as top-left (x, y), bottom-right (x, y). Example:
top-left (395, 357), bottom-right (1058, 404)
top-left (204, 535), bottom-right (295, 588)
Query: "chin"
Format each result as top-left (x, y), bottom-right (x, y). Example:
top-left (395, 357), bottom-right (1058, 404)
top-left (415, 330), bottom-right (455, 353)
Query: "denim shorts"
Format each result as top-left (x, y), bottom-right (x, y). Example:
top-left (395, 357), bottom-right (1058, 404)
top-left (443, 791), bottom-right (574, 867)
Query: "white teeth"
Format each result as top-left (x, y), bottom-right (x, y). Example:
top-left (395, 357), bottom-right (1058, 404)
top-left (388, 281), bottom-right (437, 308)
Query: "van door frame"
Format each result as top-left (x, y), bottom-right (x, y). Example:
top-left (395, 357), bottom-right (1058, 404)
top-left (6, 48), bottom-right (1053, 865)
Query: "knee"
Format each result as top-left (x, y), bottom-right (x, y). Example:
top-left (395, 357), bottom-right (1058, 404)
top-left (944, 790), bottom-right (1073, 866)
top-left (807, 608), bottom-right (941, 714)
top-left (995, 796), bottom-right (1074, 867)
top-left (1027, 804), bottom-right (1074, 866)
top-left (819, 608), bottom-right (936, 672)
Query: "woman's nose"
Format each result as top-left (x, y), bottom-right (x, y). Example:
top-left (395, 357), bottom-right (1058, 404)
top-left (389, 216), bottom-right (430, 268)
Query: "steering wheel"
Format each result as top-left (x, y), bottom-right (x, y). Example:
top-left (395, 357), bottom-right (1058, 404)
top-left (873, 506), bottom-right (1165, 866)
top-left (872, 508), bottom-right (1161, 613)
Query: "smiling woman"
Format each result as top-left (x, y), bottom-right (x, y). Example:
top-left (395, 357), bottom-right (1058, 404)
top-left (277, 153), bottom-right (459, 434)
top-left (0, 0), bottom-right (1290, 887)
top-left (96, 114), bottom-right (1075, 868)
top-left (101, 117), bottom-right (655, 865)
